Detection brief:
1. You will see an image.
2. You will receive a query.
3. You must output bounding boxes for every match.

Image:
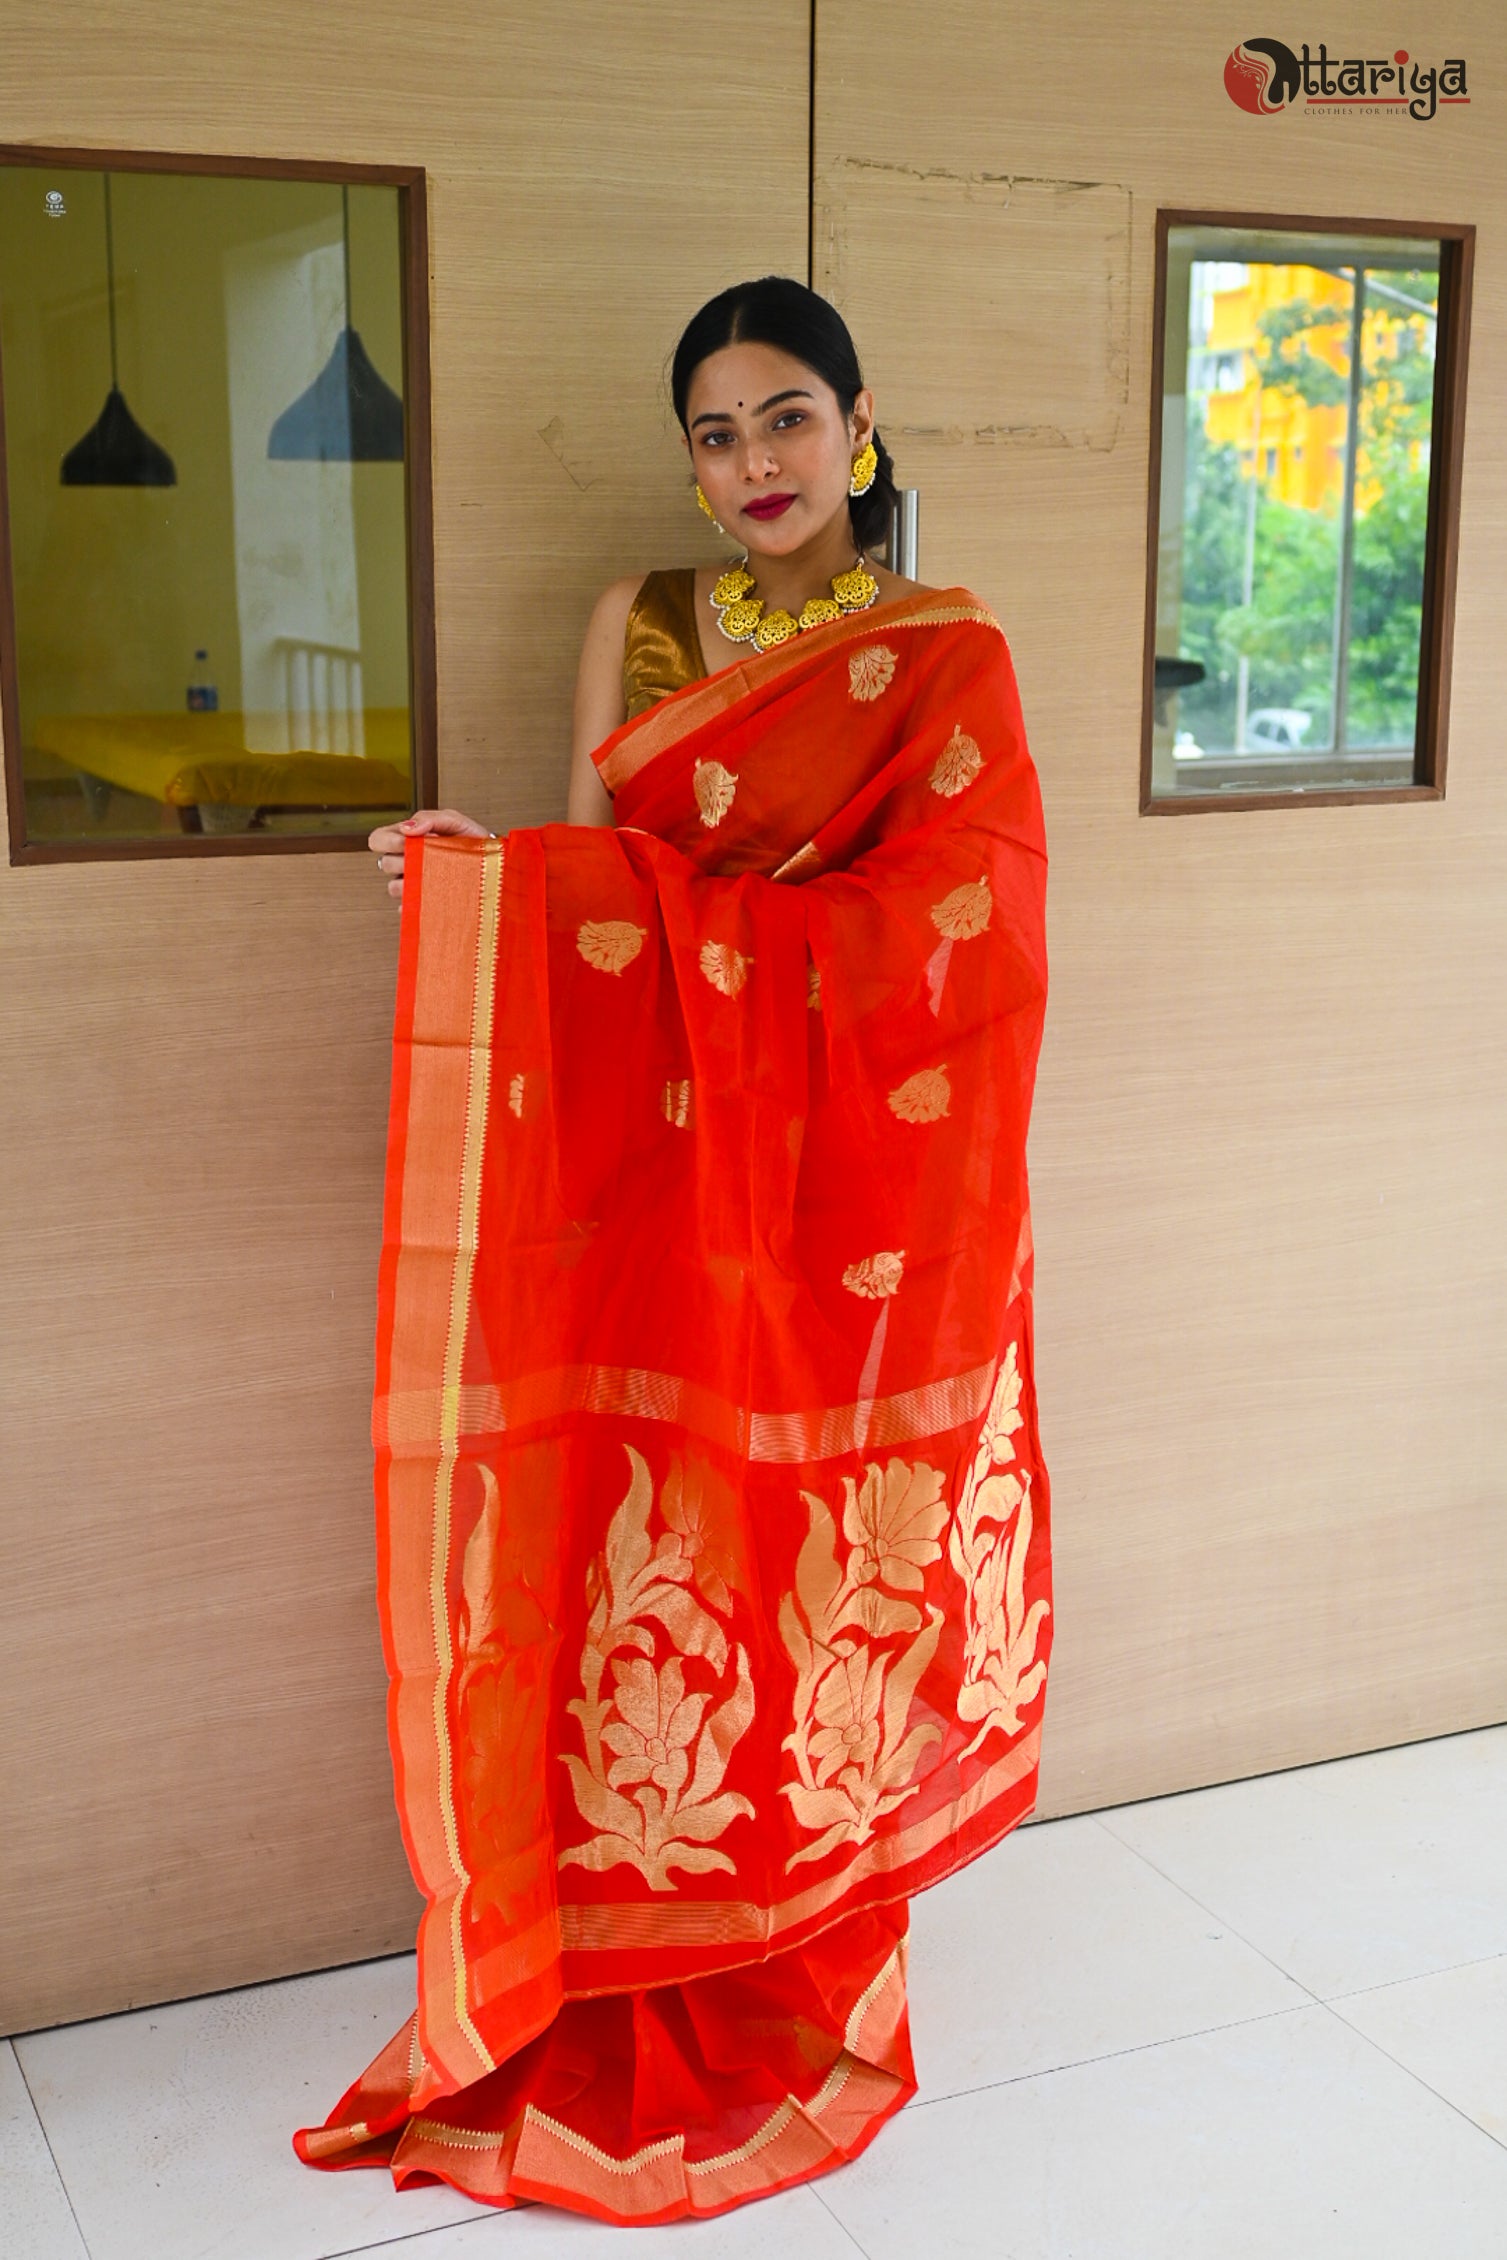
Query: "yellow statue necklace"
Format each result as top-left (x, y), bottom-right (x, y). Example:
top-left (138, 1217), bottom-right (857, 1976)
top-left (710, 551), bottom-right (880, 652)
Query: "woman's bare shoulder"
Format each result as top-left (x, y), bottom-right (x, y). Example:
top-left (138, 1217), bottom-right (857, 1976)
top-left (586, 572), bottom-right (649, 637)
top-left (585, 565), bottom-right (706, 646)
top-left (575, 574), bottom-right (654, 692)
top-left (868, 562), bottom-right (936, 603)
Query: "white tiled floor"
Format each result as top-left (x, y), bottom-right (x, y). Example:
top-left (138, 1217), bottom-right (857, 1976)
top-left (7, 1726), bottom-right (1506, 2260)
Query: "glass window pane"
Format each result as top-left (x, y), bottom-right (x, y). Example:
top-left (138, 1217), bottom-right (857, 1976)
top-left (1149, 223), bottom-right (1447, 802)
top-left (0, 163), bottom-right (417, 848)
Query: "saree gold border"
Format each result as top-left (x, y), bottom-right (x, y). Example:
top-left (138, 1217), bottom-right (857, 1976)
top-left (557, 1723), bottom-right (1041, 1957)
top-left (522, 2114), bottom-right (682, 2175)
top-left (408, 2118), bottom-right (511, 2152)
top-left (423, 841), bottom-right (505, 2078)
top-left (400, 1954), bottom-right (908, 2215)
top-left (509, 2069), bottom-right (875, 2214)
top-left (597, 587), bottom-right (1003, 793)
top-left (843, 1940), bottom-right (903, 2052)
top-left (770, 838), bottom-right (822, 881)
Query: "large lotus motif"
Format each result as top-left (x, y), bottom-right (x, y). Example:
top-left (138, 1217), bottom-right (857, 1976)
top-left (948, 1345), bottom-right (1051, 1758)
top-left (657, 1460), bottom-right (738, 1616)
top-left (560, 1448), bottom-right (754, 1890)
top-left (779, 1453), bottom-right (947, 1870)
top-left (602, 1654), bottom-right (706, 1796)
top-left (843, 1458), bottom-right (948, 1594)
top-left (808, 1646), bottom-right (885, 1783)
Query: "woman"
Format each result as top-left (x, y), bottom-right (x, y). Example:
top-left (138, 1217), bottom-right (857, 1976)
top-left (296, 277), bottom-right (1051, 2224)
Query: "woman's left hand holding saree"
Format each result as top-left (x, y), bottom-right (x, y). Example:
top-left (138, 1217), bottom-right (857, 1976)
top-left (370, 808), bottom-right (493, 904)
top-left (369, 575), bottom-right (633, 900)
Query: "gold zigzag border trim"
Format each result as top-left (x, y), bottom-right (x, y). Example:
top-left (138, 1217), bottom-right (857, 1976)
top-left (843, 1941), bottom-right (903, 2051)
top-left (408, 1941), bottom-right (903, 2190)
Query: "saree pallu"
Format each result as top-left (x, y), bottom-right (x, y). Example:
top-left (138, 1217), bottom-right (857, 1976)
top-left (295, 585), bottom-right (1051, 2223)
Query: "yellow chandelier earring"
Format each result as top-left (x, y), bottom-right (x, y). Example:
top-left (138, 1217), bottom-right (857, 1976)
top-left (849, 441), bottom-right (878, 498)
top-left (695, 483), bottom-right (725, 534)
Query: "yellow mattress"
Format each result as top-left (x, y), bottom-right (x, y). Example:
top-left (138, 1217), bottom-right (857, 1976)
top-left (30, 710), bottom-right (412, 810)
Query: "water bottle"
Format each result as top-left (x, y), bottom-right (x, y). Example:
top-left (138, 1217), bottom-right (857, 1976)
top-left (187, 648), bottom-right (219, 713)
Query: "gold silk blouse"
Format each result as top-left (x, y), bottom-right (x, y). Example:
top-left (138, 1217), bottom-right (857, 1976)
top-left (622, 568), bottom-right (708, 719)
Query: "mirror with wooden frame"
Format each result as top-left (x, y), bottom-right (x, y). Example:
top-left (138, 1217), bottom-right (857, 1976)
top-left (0, 148), bottom-right (435, 861)
top-left (1143, 211), bottom-right (1472, 813)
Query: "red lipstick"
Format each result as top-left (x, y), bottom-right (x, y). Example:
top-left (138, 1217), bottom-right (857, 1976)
top-left (744, 493), bottom-right (796, 521)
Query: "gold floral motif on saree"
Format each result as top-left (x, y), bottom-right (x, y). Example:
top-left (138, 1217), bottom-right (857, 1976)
top-left (779, 1457), bottom-right (949, 1868)
top-left (560, 1449), bottom-right (754, 1890)
top-left (930, 879), bottom-right (992, 941)
top-left (699, 940), bottom-right (752, 996)
top-left (806, 962), bottom-right (822, 1012)
top-left (507, 1073), bottom-right (526, 1119)
top-left (848, 644), bottom-right (897, 702)
top-left (948, 1345), bottom-right (1050, 1760)
top-left (929, 724), bottom-right (983, 799)
top-left (888, 1067), bottom-right (951, 1124)
top-left (692, 759), bottom-right (739, 828)
top-left (577, 920), bottom-right (647, 975)
top-left (661, 1078), bottom-right (692, 1129)
top-left (842, 1250), bottom-right (905, 1300)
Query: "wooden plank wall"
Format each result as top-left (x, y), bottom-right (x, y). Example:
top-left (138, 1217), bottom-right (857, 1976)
top-left (815, 0), bottom-right (1507, 1818)
top-left (0, 0), bottom-right (808, 2034)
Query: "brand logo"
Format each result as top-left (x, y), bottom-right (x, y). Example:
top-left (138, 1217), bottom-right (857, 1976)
top-left (1224, 38), bottom-right (1469, 119)
top-left (1225, 38), bottom-right (1302, 112)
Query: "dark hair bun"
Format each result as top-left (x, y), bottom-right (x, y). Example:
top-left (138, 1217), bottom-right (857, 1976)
top-left (671, 276), bottom-right (895, 556)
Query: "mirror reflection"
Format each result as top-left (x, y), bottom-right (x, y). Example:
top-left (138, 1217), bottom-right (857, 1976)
top-left (1151, 224), bottom-right (1444, 800)
top-left (0, 163), bottom-right (415, 845)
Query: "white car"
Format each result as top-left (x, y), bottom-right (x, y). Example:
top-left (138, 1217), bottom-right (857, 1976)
top-left (1244, 707), bottom-right (1312, 753)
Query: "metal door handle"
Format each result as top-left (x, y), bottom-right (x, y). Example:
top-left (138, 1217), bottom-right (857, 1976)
top-left (887, 488), bottom-right (919, 580)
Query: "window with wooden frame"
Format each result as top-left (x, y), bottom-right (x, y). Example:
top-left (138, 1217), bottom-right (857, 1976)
top-left (0, 148), bottom-right (435, 861)
top-left (1142, 210), bottom-right (1472, 812)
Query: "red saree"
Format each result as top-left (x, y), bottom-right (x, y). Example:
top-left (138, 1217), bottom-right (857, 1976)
top-left (295, 585), bottom-right (1051, 2222)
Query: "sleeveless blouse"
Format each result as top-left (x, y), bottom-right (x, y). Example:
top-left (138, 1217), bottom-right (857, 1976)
top-left (622, 568), bottom-right (708, 718)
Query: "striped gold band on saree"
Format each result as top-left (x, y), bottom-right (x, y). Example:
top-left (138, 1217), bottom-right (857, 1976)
top-left (376, 1352), bottom-right (1000, 1465)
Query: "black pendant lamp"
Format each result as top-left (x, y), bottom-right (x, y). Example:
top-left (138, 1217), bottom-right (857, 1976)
top-left (60, 174), bottom-right (177, 488)
top-left (267, 187), bottom-right (404, 462)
